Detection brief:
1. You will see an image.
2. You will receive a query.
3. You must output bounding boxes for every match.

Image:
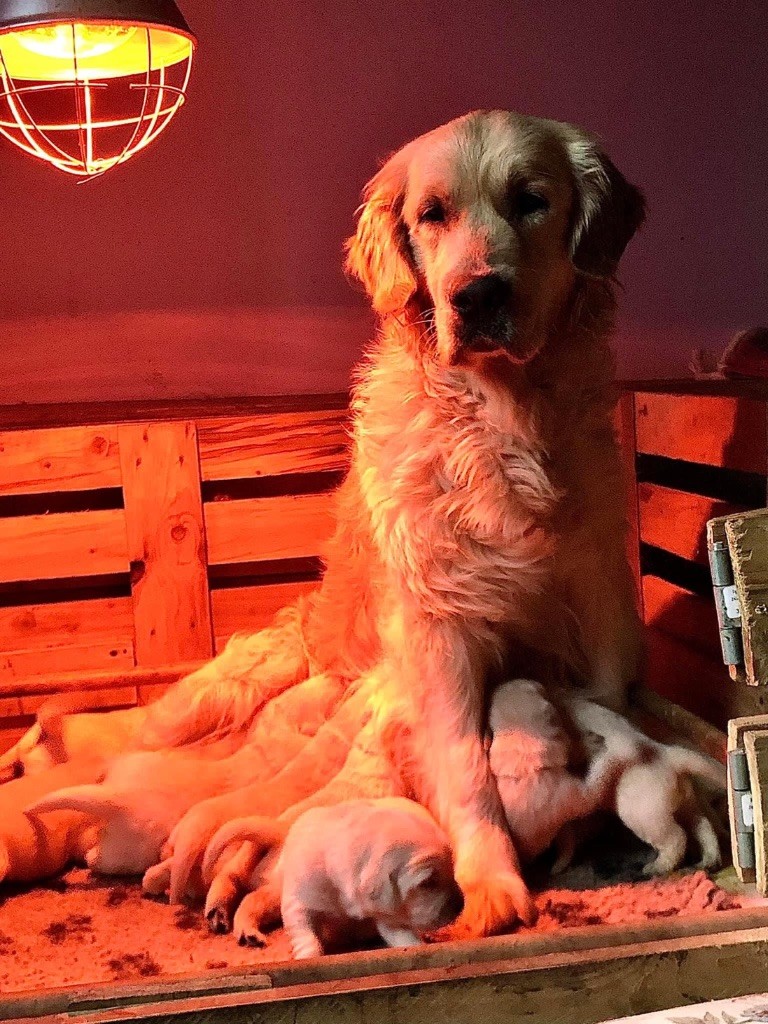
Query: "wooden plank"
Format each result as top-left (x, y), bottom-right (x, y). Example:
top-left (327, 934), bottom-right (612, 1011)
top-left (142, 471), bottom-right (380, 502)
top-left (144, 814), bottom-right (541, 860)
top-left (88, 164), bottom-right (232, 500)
top-left (205, 492), bottom-right (336, 566)
top-left (0, 596), bottom-right (133, 662)
top-left (635, 392), bottom-right (767, 473)
top-left (0, 425), bottom-right (120, 495)
top-left (745, 729), bottom-right (768, 897)
top-left (0, 508), bottom-right (128, 583)
top-left (0, 662), bottom-right (201, 701)
top-left (645, 627), bottom-right (768, 730)
top-left (211, 581), bottom-right (318, 651)
top-left (614, 393), bottom-right (642, 609)
top-left (119, 422), bottom-right (213, 667)
top-left (725, 508), bottom-right (768, 687)
top-left (11, 925), bottom-right (768, 1024)
top-left (0, 394), bottom-right (350, 432)
top-left (638, 482), bottom-right (738, 564)
top-left (0, 684), bottom-right (136, 720)
top-left (198, 411), bottom-right (349, 481)
top-left (642, 576), bottom-right (721, 659)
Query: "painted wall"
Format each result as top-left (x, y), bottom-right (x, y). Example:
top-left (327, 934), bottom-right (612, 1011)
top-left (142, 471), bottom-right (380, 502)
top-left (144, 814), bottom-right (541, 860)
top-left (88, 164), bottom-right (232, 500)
top-left (1, 0), bottom-right (765, 403)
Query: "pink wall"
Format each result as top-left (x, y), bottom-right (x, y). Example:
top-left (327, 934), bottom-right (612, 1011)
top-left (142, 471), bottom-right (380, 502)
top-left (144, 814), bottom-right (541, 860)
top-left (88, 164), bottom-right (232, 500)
top-left (1, 1), bottom-right (765, 403)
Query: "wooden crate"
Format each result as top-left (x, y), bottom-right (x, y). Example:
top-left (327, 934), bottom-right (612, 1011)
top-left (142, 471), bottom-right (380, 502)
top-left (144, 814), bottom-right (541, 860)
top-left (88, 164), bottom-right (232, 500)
top-left (621, 381), bottom-right (768, 728)
top-left (3, 387), bottom-right (768, 1024)
top-left (0, 396), bottom-right (349, 750)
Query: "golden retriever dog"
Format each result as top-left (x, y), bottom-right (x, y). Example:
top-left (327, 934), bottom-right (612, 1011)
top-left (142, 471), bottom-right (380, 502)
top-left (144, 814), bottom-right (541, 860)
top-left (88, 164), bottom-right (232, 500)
top-left (10, 110), bottom-right (645, 938)
top-left (200, 798), bottom-right (463, 957)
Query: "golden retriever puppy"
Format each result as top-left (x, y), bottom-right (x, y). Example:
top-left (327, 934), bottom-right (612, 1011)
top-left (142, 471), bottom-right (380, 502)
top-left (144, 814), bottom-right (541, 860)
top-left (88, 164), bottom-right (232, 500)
top-left (488, 679), bottom-right (622, 867)
top-left (557, 692), bottom-right (725, 874)
top-left (0, 756), bottom-right (103, 883)
top-left (200, 798), bottom-right (464, 957)
top-left (15, 112), bottom-right (645, 938)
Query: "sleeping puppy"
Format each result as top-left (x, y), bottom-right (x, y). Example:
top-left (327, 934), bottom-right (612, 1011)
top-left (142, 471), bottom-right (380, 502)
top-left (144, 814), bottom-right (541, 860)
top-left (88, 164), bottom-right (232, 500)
top-left (25, 739), bottom-right (243, 875)
top-left (1, 756), bottom-right (103, 884)
top-left (200, 797), bottom-right (464, 957)
top-left (488, 679), bottom-right (627, 868)
top-left (556, 690), bottom-right (726, 875)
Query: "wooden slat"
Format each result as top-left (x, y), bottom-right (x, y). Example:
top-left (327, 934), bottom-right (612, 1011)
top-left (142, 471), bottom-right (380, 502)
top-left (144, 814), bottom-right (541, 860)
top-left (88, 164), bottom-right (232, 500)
top-left (645, 627), bottom-right (768, 729)
top-left (0, 508), bottom-right (127, 583)
top-left (635, 392), bottom-right (767, 472)
top-left (0, 596), bottom-right (133, 661)
top-left (0, 425), bottom-right (120, 495)
top-left (212, 581), bottom-right (318, 651)
top-left (638, 482), bottom-right (739, 564)
top-left (0, 684), bottom-right (136, 720)
top-left (198, 411), bottom-right (349, 481)
top-left (205, 492), bottom-right (336, 565)
top-left (642, 576), bottom-right (721, 659)
top-left (745, 729), bottom-right (768, 897)
top-left (726, 509), bottom-right (768, 687)
top-left (119, 422), bottom-right (213, 666)
top-left (614, 392), bottom-right (642, 609)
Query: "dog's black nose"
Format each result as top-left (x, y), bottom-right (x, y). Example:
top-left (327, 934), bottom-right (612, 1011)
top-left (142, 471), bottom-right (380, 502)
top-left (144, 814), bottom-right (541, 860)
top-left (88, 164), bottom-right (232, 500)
top-left (452, 274), bottom-right (509, 322)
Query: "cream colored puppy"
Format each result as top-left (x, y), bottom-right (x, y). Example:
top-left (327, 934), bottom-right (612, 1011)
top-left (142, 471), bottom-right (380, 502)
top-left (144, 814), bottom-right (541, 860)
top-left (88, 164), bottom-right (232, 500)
top-left (201, 797), bottom-right (464, 958)
top-left (556, 691), bottom-right (725, 875)
top-left (488, 679), bottom-right (625, 868)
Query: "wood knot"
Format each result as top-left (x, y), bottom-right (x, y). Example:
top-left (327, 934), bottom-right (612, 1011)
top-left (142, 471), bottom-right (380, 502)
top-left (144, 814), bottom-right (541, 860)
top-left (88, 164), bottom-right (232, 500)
top-left (171, 524), bottom-right (188, 542)
top-left (91, 436), bottom-right (108, 456)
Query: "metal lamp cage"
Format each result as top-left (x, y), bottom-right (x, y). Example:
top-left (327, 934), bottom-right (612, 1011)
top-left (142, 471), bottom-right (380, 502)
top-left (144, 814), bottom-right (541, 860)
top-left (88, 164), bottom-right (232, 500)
top-left (0, 1), bottom-right (195, 178)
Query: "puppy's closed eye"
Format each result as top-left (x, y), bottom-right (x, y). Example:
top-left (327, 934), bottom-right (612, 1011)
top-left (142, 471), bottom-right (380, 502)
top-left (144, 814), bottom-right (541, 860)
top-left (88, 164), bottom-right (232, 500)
top-left (513, 190), bottom-right (550, 219)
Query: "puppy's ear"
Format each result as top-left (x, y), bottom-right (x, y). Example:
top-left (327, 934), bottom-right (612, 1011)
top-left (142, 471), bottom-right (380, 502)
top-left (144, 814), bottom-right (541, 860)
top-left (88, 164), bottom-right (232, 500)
top-left (563, 129), bottom-right (645, 278)
top-left (358, 855), bottom-right (400, 915)
top-left (399, 851), bottom-right (442, 897)
top-left (344, 149), bottom-right (418, 316)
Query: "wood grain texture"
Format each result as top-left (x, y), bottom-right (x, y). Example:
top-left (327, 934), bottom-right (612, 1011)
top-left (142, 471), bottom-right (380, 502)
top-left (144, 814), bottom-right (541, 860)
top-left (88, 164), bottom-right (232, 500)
top-left (638, 482), bottom-right (739, 564)
top-left (725, 509), bottom-right (768, 687)
top-left (614, 393), bottom-right (642, 610)
top-left (205, 492), bottom-right (336, 565)
top-left (9, 924), bottom-right (768, 1024)
top-left (0, 394), bottom-right (350, 432)
top-left (0, 597), bottom-right (134, 680)
top-left (642, 576), bottom-right (721, 659)
top-left (119, 422), bottom-right (213, 666)
top-left (0, 425), bottom-right (121, 495)
top-left (645, 627), bottom-right (768, 730)
top-left (0, 508), bottom-right (127, 583)
top-left (635, 392), bottom-right (767, 473)
top-left (745, 729), bottom-right (768, 897)
top-left (198, 411), bottom-right (349, 481)
top-left (212, 581), bottom-right (318, 651)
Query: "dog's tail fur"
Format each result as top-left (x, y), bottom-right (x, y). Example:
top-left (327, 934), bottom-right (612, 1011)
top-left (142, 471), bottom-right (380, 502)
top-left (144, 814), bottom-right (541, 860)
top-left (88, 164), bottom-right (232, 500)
top-left (202, 816), bottom-right (289, 883)
top-left (141, 604), bottom-right (310, 749)
top-left (25, 785), bottom-right (117, 821)
top-left (664, 746), bottom-right (727, 792)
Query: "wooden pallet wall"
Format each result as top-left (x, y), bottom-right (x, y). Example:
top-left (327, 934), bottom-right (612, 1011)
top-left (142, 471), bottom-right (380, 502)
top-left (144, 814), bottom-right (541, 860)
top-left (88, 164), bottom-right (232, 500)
top-left (632, 388), bottom-right (768, 726)
top-left (0, 401), bottom-right (350, 751)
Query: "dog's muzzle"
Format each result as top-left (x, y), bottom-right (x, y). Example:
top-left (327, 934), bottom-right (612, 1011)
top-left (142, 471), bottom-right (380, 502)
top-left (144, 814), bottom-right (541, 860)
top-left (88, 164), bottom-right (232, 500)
top-left (451, 273), bottom-right (513, 352)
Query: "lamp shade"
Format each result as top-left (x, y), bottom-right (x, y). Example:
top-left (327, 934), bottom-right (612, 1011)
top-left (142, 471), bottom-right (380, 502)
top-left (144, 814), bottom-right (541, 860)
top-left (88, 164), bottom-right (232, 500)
top-left (0, 0), bottom-right (195, 177)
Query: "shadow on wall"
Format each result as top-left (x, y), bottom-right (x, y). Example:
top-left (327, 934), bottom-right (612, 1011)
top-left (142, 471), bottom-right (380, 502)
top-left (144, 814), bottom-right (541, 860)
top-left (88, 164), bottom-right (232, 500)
top-left (1, 308), bottom-right (372, 404)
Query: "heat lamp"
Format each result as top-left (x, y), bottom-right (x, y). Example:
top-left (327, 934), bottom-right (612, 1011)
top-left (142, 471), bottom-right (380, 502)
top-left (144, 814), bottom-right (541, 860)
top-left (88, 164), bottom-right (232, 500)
top-left (0, 0), bottom-right (195, 178)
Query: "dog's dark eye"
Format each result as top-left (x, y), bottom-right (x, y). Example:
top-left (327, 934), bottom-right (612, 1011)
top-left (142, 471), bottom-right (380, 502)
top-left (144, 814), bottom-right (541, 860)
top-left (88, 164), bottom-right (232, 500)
top-left (514, 191), bottom-right (550, 218)
top-left (418, 201), bottom-right (446, 225)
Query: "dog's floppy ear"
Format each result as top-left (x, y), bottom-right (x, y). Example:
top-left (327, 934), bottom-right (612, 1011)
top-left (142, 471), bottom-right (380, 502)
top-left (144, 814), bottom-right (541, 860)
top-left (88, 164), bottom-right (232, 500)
top-left (358, 853), bottom-right (400, 915)
top-left (345, 148), bottom-right (418, 316)
top-left (563, 129), bottom-right (645, 278)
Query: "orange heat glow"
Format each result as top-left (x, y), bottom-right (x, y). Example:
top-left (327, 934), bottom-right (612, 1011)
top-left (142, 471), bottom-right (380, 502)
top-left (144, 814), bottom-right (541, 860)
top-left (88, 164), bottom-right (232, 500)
top-left (0, 20), bottom-right (195, 177)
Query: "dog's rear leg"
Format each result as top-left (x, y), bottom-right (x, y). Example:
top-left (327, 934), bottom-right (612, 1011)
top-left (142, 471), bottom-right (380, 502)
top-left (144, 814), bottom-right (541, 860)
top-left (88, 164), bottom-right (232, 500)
top-left (143, 603), bottom-right (310, 749)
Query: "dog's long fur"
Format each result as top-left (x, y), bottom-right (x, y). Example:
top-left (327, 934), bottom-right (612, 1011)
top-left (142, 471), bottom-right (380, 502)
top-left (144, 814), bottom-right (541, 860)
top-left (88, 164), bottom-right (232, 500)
top-left (19, 112), bottom-right (645, 937)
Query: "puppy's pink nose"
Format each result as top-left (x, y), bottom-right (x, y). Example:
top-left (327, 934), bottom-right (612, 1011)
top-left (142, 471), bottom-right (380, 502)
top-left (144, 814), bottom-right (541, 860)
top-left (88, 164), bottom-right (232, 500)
top-left (452, 274), bottom-right (509, 322)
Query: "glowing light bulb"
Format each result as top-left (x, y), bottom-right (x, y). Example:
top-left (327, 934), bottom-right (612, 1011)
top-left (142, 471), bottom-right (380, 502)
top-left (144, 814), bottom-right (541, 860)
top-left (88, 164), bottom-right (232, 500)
top-left (15, 22), bottom-right (137, 61)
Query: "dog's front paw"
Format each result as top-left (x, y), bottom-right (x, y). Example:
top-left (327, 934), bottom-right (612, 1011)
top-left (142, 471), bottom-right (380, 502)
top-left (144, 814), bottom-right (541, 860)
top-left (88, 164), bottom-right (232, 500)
top-left (442, 871), bottom-right (536, 940)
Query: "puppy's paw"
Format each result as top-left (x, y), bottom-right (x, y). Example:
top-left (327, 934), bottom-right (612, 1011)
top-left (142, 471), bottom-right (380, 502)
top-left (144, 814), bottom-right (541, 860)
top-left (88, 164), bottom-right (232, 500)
top-left (445, 872), bottom-right (537, 940)
top-left (142, 860), bottom-right (172, 899)
top-left (232, 889), bottom-right (280, 947)
top-left (206, 904), bottom-right (233, 935)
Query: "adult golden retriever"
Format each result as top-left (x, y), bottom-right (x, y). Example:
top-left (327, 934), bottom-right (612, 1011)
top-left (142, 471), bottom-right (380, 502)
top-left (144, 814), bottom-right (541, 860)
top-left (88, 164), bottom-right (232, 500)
top-left (10, 111), bottom-right (646, 938)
